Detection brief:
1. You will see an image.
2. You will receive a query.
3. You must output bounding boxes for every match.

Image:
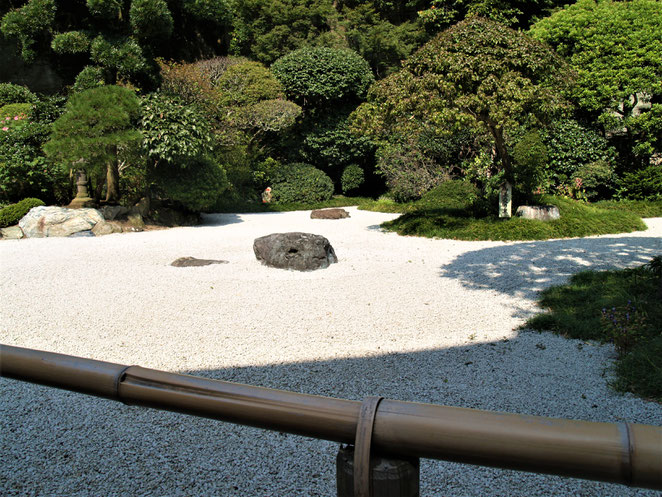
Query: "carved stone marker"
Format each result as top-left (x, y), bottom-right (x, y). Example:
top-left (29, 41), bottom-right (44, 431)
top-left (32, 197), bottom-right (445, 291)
top-left (516, 205), bottom-right (561, 221)
top-left (253, 232), bottom-right (338, 271)
top-left (310, 208), bottom-right (350, 220)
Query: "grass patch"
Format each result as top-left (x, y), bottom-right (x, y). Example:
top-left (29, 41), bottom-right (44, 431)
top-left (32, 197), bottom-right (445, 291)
top-left (380, 193), bottom-right (647, 241)
top-left (593, 199), bottom-right (662, 218)
top-left (524, 260), bottom-right (662, 401)
top-left (211, 195), bottom-right (373, 213)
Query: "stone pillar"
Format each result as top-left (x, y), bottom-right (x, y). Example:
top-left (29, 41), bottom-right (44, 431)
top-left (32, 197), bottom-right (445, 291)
top-left (68, 170), bottom-right (96, 209)
top-left (336, 445), bottom-right (420, 497)
top-left (498, 181), bottom-right (512, 218)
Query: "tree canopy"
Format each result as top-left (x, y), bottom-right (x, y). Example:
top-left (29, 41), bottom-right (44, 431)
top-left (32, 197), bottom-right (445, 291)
top-left (530, 0), bottom-right (662, 165)
top-left (351, 17), bottom-right (572, 213)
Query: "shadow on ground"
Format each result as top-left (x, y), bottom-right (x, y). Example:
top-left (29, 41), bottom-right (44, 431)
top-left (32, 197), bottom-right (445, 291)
top-left (440, 236), bottom-right (662, 302)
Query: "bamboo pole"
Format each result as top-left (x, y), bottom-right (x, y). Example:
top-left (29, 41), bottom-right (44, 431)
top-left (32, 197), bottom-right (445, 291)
top-left (2, 344), bottom-right (660, 490)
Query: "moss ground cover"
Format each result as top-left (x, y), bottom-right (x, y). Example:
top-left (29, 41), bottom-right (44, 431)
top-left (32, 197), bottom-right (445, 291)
top-left (525, 260), bottom-right (662, 401)
top-left (369, 191), bottom-right (648, 241)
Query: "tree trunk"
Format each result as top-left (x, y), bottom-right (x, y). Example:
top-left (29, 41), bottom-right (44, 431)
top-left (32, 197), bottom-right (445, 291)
top-left (105, 160), bottom-right (120, 203)
top-left (491, 125), bottom-right (514, 218)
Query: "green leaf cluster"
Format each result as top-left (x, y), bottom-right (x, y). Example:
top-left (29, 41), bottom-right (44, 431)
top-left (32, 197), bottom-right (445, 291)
top-left (0, 83), bottom-right (37, 107)
top-left (0, 0), bottom-right (55, 62)
top-left (272, 47), bottom-right (374, 108)
top-left (140, 92), bottom-right (214, 165)
top-left (44, 85), bottom-right (142, 177)
top-left (51, 31), bottom-right (90, 55)
top-left (130, 0), bottom-right (174, 41)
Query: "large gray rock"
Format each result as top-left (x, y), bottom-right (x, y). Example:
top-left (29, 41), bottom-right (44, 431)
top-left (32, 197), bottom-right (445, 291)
top-left (516, 205), bottom-right (561, 222)
top-left (99, 205), bottom-right (129, 221)
top-left (19, 206), bottom-right (104, 238)
top-left (253, 232), bottom-right (338, 271)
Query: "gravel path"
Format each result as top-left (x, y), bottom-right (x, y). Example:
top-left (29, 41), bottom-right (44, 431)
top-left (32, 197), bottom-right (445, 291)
top-left (1, 207), bottom-right (661, 496)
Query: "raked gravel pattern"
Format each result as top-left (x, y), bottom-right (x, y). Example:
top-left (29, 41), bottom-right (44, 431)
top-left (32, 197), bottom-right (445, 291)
top-left (1, 207), bottom-right (661, 496)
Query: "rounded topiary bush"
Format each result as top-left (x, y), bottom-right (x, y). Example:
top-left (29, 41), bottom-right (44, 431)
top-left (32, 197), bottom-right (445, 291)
top-left (0, 198), bottom-right (45, 228)
top-left (271, 163), bottom-right (334, 203)
top-left (341, 164), bottom-right (364, 195)
top-left (0, 83), bottom-right (37, 107)
top-left (271, 47), bottom-right (374, 108)
top-left (153, 157), bottom-right (228, 212)
top-left (417, 180), bottom-right (479, 209)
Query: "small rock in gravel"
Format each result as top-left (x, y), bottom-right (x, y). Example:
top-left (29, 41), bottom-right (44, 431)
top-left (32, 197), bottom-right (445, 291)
top-left (171, 257), bottom-right (229, 267)
top-left (310, 208), bottom-right (350, 220)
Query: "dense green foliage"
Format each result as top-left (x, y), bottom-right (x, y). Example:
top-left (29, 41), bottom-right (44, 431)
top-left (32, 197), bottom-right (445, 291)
top-left (341, 164), bottom-right (364, 195)
top-left (140, 93), bottom-right (213, 165)
top-left (270, 162), bottom-right (334, 203)
top-left (1, 0), bottom-right (232, 90)
top-left (530, 0), bottom-right (662, 168)
top-left (272, 47), bottom-right (374, 108)
top-left (525, 262), bottom-right (662, 400)
top-left (152, 156), bottom-right (228, 212)
top-left (0, 83), bottom-right (36, 106)
top-left (0, 197), bottom-right (44, 227)
top-left (616, 166), bottom-right (662, 201)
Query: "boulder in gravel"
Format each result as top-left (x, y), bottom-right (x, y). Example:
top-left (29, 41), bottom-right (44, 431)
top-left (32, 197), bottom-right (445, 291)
top-left (92, 221), bottom-right (123, 236)
top-left (253, 232), bottom-right (338, 271)
top-left (100, 205), bottom-right (129, 221)
top-left (171, 257), bottom-right (229, 267)
top-left (515, 205), bottom-right (560, 221)
top-left (310, 208), bottom-right (350, 220)
top-left (19, 206), bottom-right (104, 238)
top-left (0, 226), bottom-right (24, 239)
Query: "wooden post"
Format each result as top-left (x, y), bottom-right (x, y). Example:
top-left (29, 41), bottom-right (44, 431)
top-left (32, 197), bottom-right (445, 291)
top-left (336, 445), bottom-right (420, 497)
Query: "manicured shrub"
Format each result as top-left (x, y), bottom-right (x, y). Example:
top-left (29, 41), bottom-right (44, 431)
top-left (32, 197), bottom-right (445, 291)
top-left (51, 31), bottom-right (90, 54)
top-left (417, 180), bottom-right (479, 210)
top-left (90, 36), bottom-right (148, 80)
top-left (541, 120), bottom-right (616, 188)
top-left (153, 156), bottom-right (228, 212)
top-left (0, 83), bottom-right (37, 107)
top-left (140, 92), bottom-right (213, 165)
top-left (511, 130), bottom-right (548, 199)
top-left (130, 0), bottom-right (174, 41)
top-left (271, 47), bottom-right (374, 108)
top-left (616, 165), bottom-right (662, 201)
top-left (216, 60), bottom-right (284, 106)
top-left (341, 164), bottom-right (364, 195)
top-left (87, 0), bottom-right (122, 19)
top-left (194, 56), bottom-right (248, 85)
top-left (271, 163), bottom-right (334, 203)
top-left (376, 141), bottom-right (447, 202)
top-left (158, 60), bottom-right (220, 114)
top-left (72, 66), bottom-right (106, 93)
top-left (0, 197), bottom-right (45, 228)
top-left (573, 160), bottom-right (616, 200)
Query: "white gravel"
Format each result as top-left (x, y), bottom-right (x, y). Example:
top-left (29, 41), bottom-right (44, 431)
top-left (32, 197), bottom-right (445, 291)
top-left (1, 207), bottom-right (661, 496)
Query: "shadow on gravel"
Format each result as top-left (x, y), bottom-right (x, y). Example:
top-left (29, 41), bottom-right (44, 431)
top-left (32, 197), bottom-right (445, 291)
top-left (199, 213), bottom-right (244, 227)
top-left (3, 334), bottom-right (661, 497)
top-left (439, 236), bottom-right (662, 302)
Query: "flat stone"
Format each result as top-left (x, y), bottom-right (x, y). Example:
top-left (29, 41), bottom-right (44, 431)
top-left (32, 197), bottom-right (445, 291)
top-left (19, 206), bottom-right (104, 237)
top-left (171, 257), bottom-right (229, 267)
top-left (516, 205), bottom-right (561, 221)
top-left (68, 230), bottom-right (95, 237)
top-left (253, 232), bottom-right (337, 271)
top-left (310, 208), bottom-right (350, 220)
top-left (0, 226), bottom-right (24, 239)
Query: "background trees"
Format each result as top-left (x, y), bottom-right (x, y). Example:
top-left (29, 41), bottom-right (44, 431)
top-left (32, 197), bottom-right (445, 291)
top-left (530, 0), bottom-right (662, 172)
